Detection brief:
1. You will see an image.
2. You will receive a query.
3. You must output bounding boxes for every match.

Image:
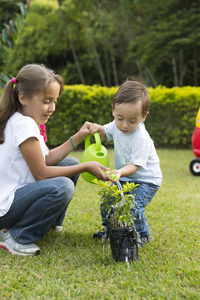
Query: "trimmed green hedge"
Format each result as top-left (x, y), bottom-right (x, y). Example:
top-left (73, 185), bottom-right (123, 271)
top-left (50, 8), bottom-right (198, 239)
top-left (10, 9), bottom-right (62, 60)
top-left (46, 85), bottom-right (200, 149)
top-left (146, 86), bottom-right (200, 148)
top-left (1, 85), bottom-right (199, 148)
top-left (46, 85), bottom-right (117, 147)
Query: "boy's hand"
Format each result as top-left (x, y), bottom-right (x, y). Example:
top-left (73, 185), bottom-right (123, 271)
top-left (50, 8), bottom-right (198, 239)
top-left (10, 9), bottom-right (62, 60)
top-left (88, 123), bottom-right (102, 134)
top-left (88, 123), bottom-right (106, 140)
top-left (104, 170), bottom-right (121, 182)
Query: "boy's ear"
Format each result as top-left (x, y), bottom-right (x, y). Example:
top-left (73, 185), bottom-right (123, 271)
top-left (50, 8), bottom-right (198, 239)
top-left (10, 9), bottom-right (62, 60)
top-left (112, 109), bottom-right (115, 117)
top-left (142, 111), bottom-right (149, 122)
top-left (18, 92), bottom-right (27, 106)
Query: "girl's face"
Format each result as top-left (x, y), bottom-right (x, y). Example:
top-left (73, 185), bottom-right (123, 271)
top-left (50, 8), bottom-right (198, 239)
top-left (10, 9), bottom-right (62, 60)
top-left (18, 81), bottom-right (60, 126)
top-left (112, 101), bottom-right (148, 134)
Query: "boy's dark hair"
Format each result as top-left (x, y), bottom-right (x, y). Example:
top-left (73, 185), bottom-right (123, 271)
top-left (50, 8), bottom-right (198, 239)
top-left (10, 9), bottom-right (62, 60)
top-left (112, 78), bottom-right (150, 117)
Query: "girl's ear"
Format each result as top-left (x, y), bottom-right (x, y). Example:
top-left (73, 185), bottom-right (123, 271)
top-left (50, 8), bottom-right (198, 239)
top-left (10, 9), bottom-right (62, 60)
top-left (18, 92), bottom-right (27, 106)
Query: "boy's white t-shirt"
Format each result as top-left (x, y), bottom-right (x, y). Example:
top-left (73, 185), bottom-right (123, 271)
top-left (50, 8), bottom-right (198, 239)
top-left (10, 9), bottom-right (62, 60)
top-left (0, 112), bottom-right (49, 217)
top-left (103, 121), bottom-right (162, 186)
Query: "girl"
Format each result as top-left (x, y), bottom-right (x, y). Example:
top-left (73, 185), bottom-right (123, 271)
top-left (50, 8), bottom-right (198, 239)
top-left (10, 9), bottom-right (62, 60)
top-left (0, 64), bottom-right (109, 256)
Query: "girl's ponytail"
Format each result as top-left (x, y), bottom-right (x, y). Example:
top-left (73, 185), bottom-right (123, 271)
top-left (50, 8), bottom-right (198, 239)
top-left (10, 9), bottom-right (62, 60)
top-left (0, 78), bottom-right (20, 144)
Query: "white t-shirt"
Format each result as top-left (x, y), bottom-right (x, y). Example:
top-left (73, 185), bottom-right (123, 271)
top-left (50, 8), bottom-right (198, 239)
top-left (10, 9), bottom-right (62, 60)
top-left (0, 112), bottom-right (49, 216)
top-left (103, 121), bottom-right (162, 186)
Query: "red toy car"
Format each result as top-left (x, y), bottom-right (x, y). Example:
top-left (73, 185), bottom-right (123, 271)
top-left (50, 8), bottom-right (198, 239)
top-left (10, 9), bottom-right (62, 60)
top-left (190, 108), bottom-right (200, 175)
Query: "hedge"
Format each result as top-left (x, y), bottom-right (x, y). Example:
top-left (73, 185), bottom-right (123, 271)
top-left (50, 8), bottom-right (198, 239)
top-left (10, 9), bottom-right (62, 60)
top-left (46, 85), bottom-right (117, 147)
top-left (46, 85), bottom-right (200, 149)
top-left (146, 86), bottom-right (200, 148)
top-left (1, 85), bottom-right (200, 148)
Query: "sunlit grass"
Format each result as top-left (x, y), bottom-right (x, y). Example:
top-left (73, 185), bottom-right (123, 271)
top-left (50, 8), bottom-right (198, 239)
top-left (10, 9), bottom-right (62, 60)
top-left (0, 149), bottom-right (199, 299)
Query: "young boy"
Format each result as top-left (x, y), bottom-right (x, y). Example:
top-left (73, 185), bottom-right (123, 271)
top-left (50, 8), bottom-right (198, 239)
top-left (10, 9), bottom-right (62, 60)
top-left (89, 78), bottom-right (162, 246)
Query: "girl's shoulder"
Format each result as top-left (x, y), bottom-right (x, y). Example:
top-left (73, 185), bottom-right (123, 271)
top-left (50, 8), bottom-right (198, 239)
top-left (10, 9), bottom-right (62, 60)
top-left (11, 112), bottom-right (34, 123)
top-left (8, 112), bottom-right (40, 138)
top-left (10, 112), bottom-right (38, 129)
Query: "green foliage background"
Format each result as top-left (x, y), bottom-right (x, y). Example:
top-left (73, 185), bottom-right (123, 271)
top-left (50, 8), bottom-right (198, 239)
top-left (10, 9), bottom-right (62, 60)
top-left (46, 85), bottom-right (200, 149)
top-left (1, 0), bottom-right (200, 88)
top-left (1, 0), bottom-right (200, 149)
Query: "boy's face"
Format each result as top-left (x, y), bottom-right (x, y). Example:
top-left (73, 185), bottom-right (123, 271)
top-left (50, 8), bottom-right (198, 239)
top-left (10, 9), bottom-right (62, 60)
top-left (112, 101), bottom-right (148, 134)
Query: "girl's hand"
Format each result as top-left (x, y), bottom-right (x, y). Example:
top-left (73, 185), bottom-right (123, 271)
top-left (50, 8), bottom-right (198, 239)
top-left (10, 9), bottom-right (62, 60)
top-left (87, 123), bottom-right (106, 141)
top-left (86, 161), bottom-right (110, 181)
top-left (88, 123), bottom-right (104, 135)
top-left (77, 121), bottom-right (93, 140)
top-left (71, 121), bottom-right (94, 146)
top-left (67, 121), bottom-right (105, 154)
top-left (76, 122), bottom-right (103, 141)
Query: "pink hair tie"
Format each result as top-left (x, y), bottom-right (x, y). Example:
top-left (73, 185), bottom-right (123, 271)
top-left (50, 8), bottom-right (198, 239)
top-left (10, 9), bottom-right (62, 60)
top-left (12, 78), bottom-right (17, 84)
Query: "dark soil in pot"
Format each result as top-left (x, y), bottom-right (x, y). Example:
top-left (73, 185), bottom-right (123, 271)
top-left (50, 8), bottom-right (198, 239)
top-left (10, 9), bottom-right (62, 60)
top-left (109, 227), bottom-right (138, 262)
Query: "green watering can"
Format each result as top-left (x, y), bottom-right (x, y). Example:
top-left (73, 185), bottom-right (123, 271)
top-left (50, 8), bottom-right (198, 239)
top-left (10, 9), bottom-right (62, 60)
top-left (81, 132), bottom-right (109, 184)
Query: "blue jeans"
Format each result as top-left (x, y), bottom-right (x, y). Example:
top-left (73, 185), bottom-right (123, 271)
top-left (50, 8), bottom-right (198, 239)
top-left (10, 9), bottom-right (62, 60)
top-left (101, 180), bottom-right (159, 238)
top-left (0, 157), bottom-right (79, 244)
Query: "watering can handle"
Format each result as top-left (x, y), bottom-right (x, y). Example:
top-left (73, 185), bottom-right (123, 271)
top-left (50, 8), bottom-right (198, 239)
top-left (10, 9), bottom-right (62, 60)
top-left (85, 132), bottom-right (101, 151)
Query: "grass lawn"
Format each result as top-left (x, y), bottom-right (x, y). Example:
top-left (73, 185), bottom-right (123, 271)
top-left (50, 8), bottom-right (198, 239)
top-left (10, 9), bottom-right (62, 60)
top-left (0, 149), bottom-right (200, 299)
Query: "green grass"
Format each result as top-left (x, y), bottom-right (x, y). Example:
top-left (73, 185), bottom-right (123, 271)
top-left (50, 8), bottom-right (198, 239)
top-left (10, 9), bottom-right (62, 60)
top-left (1, 149), bottom-right (200, 299)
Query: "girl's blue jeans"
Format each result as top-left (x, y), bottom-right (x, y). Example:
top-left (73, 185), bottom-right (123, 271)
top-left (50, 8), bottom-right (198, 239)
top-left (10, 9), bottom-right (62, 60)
top-left (101, 180), bottom-right (159, 238)
top-left (0, 157), bottom-right (79, 244)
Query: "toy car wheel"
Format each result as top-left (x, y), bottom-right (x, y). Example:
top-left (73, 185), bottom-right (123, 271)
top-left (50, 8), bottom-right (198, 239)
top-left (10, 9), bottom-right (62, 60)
top-left (190, 158), bottom-right (200, 176)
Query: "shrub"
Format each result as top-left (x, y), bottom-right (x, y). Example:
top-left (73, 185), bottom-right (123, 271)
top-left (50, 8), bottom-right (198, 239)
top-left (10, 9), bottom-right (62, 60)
top-left (1, 85), bottom-right (200, 148)
top-left (46, 85), bottom-right (200, 148)
top-left (46, 84), bottom-right (117, 147)
top-left (146, 86), bottom-right (200, 148)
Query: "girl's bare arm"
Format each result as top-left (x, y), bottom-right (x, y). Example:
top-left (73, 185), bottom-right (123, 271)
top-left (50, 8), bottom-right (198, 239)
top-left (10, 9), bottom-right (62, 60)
top-left (20, 137), bottom-right (109, 181)
top-left (45, 121), bottom-right (93, 166)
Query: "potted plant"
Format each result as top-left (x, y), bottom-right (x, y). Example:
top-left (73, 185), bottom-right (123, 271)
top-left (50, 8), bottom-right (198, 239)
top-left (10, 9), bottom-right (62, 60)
top-left (93, 179), bottom-right (139, 262)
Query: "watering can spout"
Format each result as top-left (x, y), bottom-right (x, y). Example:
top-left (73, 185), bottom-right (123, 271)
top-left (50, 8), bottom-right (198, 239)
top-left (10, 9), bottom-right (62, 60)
top-left (80, 132), bottom-right (109, 184)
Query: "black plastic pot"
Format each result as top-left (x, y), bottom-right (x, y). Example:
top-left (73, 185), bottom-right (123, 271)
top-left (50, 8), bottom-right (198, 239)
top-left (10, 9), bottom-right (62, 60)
top-left (109, 227), bottom-right (138, 262)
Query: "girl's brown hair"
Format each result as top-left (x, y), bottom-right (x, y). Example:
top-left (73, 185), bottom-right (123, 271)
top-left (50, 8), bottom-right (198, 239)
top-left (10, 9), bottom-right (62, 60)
top-left (112, 78), bottom-right (150, 117)
top-left (0, 64), bottom-right (64, 144)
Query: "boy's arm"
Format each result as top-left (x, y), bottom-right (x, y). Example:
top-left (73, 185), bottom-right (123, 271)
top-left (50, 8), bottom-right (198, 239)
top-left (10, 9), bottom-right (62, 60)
top-left (108, 163), bottom-right (139, 181)
top-left (89, 123), bottom-right (106, 141)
